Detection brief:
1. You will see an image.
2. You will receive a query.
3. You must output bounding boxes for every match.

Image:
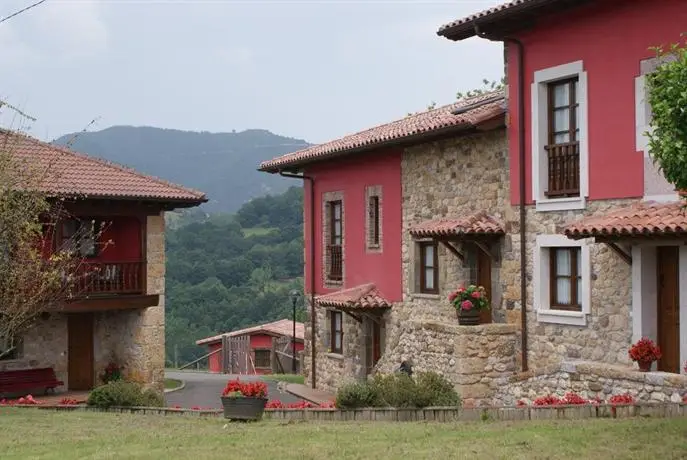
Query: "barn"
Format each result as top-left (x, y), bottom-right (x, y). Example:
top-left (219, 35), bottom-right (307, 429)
top-left (196, 319), bottom-right (305, 374)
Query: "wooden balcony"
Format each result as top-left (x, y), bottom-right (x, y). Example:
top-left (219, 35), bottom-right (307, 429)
top-left (73, 261), bottom-right (145, 296)
top-left (545, 142), bottom-right (580, 198)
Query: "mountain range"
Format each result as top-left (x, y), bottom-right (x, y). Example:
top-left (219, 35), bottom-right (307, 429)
top-left (54, 126), bottom-right (311, 213)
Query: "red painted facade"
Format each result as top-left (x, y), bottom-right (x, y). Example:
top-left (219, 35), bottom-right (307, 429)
top-left (205, 334), bottom-right (305, 374)
top-left (303, 149), bottom-right (403, 300)
top-left (506, 0), bottom-right (687, 204)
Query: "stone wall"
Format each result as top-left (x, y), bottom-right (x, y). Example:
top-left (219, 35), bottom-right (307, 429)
top-left (8, 314), bottom-right (69, 385)
top-left (506, 200), bottom-right (637, 370)
top-left (377, 320), bottom-right (518, 407)
top-left (497, 360), bottom-right (687, 405)
top-left (307, 302), bottom-right (367, 394)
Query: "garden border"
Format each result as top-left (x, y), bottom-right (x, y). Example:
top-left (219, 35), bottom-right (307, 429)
top-left (2, 403), bottom-right (687, 422)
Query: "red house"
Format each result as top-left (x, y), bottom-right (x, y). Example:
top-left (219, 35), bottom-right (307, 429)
top-left (439, 0), bottom-right (687, 378)
top-left (0, 129), bottom-right (206, 393)
top-left (197, 319), bottom-right (305, 375)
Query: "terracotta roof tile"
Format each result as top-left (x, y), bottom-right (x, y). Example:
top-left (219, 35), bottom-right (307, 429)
top-left (259, 92), bottom-right (505, 172)
top-left (1, 130), bottom-right (206, 203)
top-left (409, 212), bottom-right (505, 238)
top-left (316, 283), bottom-right (391, 310)
top-left (196, 319), bottom-right (305, 346)
top-left (437, 0), bottom-right (575, 39)
top-left (564, 200), bottom-right (687, 239)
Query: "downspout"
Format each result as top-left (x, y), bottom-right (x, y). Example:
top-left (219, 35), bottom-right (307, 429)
top-left (474, 25), bottom-right (529, 371)
top-left (279, 170), bottom-right (318, 388)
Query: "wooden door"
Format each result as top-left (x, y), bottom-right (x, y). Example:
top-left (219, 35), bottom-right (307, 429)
top-left (657, 246), bottom-right (680, 373)
top-left (372, 321), bottom-right (382, 366)
top-left (476, 247), bottom-right (493, 324)
top-left (68, 313), bottom-right (94, 390)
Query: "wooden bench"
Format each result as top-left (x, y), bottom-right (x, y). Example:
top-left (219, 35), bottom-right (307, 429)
top-left (0, 367), bottom-right (64, 395)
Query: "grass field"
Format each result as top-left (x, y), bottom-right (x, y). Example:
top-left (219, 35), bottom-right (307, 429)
top-left (163, 378), bottom-right (183, 390)
top-left (1, 409), bottom-right (686, 459)
top-left (261, 374), bottom-right (305, 384)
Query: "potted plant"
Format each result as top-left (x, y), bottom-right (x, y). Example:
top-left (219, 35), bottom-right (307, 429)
top-left (448, 285), bottom-right (489, 326)
top-left (628, 337), bottom-right (662, 372)
top-left (220, 378), bottom-right (268, 421)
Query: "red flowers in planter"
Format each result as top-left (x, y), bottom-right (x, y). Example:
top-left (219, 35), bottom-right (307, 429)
top-left (0, 395), bottom-right (42, 406)
top-left (628, 338), bottom-right (662, 365)
top-left (265, 399), bottom-right (336, 409)
top-left (448, 285), bottom-right (489, 311)
top-left (221, 378), bottom-right (268, 398)
top-left (59, 398), bottom-right (79, 406)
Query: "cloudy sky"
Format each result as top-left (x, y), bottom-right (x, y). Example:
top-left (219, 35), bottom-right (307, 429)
top-left (0, 0), bottom-right (503, 144)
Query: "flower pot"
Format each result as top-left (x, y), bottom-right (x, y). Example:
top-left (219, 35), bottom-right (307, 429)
top-left (637, 360), bottom-right (653, 372)
top-left (221, 396), bottom-right (268, 421)
top-left (457, 308), bottom-right (480, 326)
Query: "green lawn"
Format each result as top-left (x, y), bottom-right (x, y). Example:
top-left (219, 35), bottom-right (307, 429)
top-left (163, 378), bottom-right (183, 390)
top-left (1, 409), bottom-right (686, 459)
top-left (261, 374), bottom-right (305, 384)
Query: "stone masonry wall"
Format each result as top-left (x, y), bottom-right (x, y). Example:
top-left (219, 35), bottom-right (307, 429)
top-left (379, 321), bottom-right (518, 407)
top-left (505, 200), bottom-right (637, 370)
top-left (307, 302), bottom-right (366, 394)
top-left (497, 360), bottom-right (687, 405)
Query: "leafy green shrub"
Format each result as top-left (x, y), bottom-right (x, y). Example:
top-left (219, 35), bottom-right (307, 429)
top-left (414, 372), bottom-right (461, 407)
top-left (335, 381), bottom-right (381, 409)
top-left (87, 381), bottom-right (163, 408)
top-left (372, 373), bottom-right (421, 408)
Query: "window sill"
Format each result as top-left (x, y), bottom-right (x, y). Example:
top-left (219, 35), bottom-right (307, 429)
top-left (537, 309), bottom-right (587, 326)
top-left (411, 293), bottom-right (441, 300)
top-left (535, 196), bottom-right (586, 212)
top-left (324, 280), bottom-right (343, 289)
top-left (326, 352), bottom-right (344, 360)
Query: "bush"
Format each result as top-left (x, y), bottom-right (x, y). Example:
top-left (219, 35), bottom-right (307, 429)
top-left (87, 381), bottom-right (164, 408)
top-left (414, 372), bottom-right (461, 407)
top-left (335, 381), bottom-right (381, 409)
top-left (334, 371), bottom-right (461, 409)
top-left (372, 373), bottom-right (420, 408)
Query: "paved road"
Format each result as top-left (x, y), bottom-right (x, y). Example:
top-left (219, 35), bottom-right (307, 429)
top-left (164, 371), bottom-right (302, 409)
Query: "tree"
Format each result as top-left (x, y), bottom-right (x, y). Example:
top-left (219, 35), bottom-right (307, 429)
top-left (646, 36), bottom-right (687, 198)
top-left (0, 131), bottom-right (101, 359)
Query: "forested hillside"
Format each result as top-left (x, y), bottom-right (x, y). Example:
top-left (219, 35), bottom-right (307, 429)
top-left (165, 186), bottom-right (305, 366)
top-left (54, 126), bottom-right (311, 213)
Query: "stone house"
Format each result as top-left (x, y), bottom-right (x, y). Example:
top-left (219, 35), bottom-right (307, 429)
top-left (0, 130), bottom-right (206, 393)
top-left (437, 0), bottom-right (687, 403)
top-left (260, 94), bottom-right (523, 403)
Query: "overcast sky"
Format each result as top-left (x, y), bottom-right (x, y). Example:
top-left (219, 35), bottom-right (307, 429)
top-left (0, 0), bottom-right (503, 144)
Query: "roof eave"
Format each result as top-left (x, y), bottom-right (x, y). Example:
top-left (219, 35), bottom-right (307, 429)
top-left (258, 115), bottom-right (506, 173)
top-left (437, 0), bottom-right (586, 41)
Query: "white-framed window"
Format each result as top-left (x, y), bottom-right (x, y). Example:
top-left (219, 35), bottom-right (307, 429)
top-left (531, 60), bottom-right (589, 212)
top-left (534, 234), bottom-right (592, 326)
top-left (635, 55), bottom-right (679, 202)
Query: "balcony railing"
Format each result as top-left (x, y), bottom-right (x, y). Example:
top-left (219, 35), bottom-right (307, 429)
top-left (545, 141), bottom-right (580, 198)
top-left (326, 245), bottom-right (343, 281)
top-left (71, 261), bottom-right (144, 296)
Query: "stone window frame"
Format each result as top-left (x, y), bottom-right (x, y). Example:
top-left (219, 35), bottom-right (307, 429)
top-left (531, 60), bottom-right (589, 212)
top-left (534, 234), bottom-right (592, 326)
top-left (635, 54), bottom-right (679, 202)
top-left (365, 185), bottom-right (383, 253)
top-left (411, 238), bottom-right (440, 296)
top-left (322, 191), bottom-right (345, 288)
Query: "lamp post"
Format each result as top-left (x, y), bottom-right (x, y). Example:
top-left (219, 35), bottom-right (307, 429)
top-left (289, 290), bottom-right (301, 374)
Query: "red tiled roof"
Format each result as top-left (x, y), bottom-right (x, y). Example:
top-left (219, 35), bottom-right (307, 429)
top-left (409, 212), bottom-right (505, 238)
top-left (259, 92), bottom-right (505, 172)
top-left (316, 283), bottom-right (391, 310)
top-left (1, 130), bottom-right (206, 203)
top-left (437, 0), bottom-right (587, 41)
top-left (196, 319), bottom-right (305, 346)
top-left (564, 200), bottom-right (687, 240)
